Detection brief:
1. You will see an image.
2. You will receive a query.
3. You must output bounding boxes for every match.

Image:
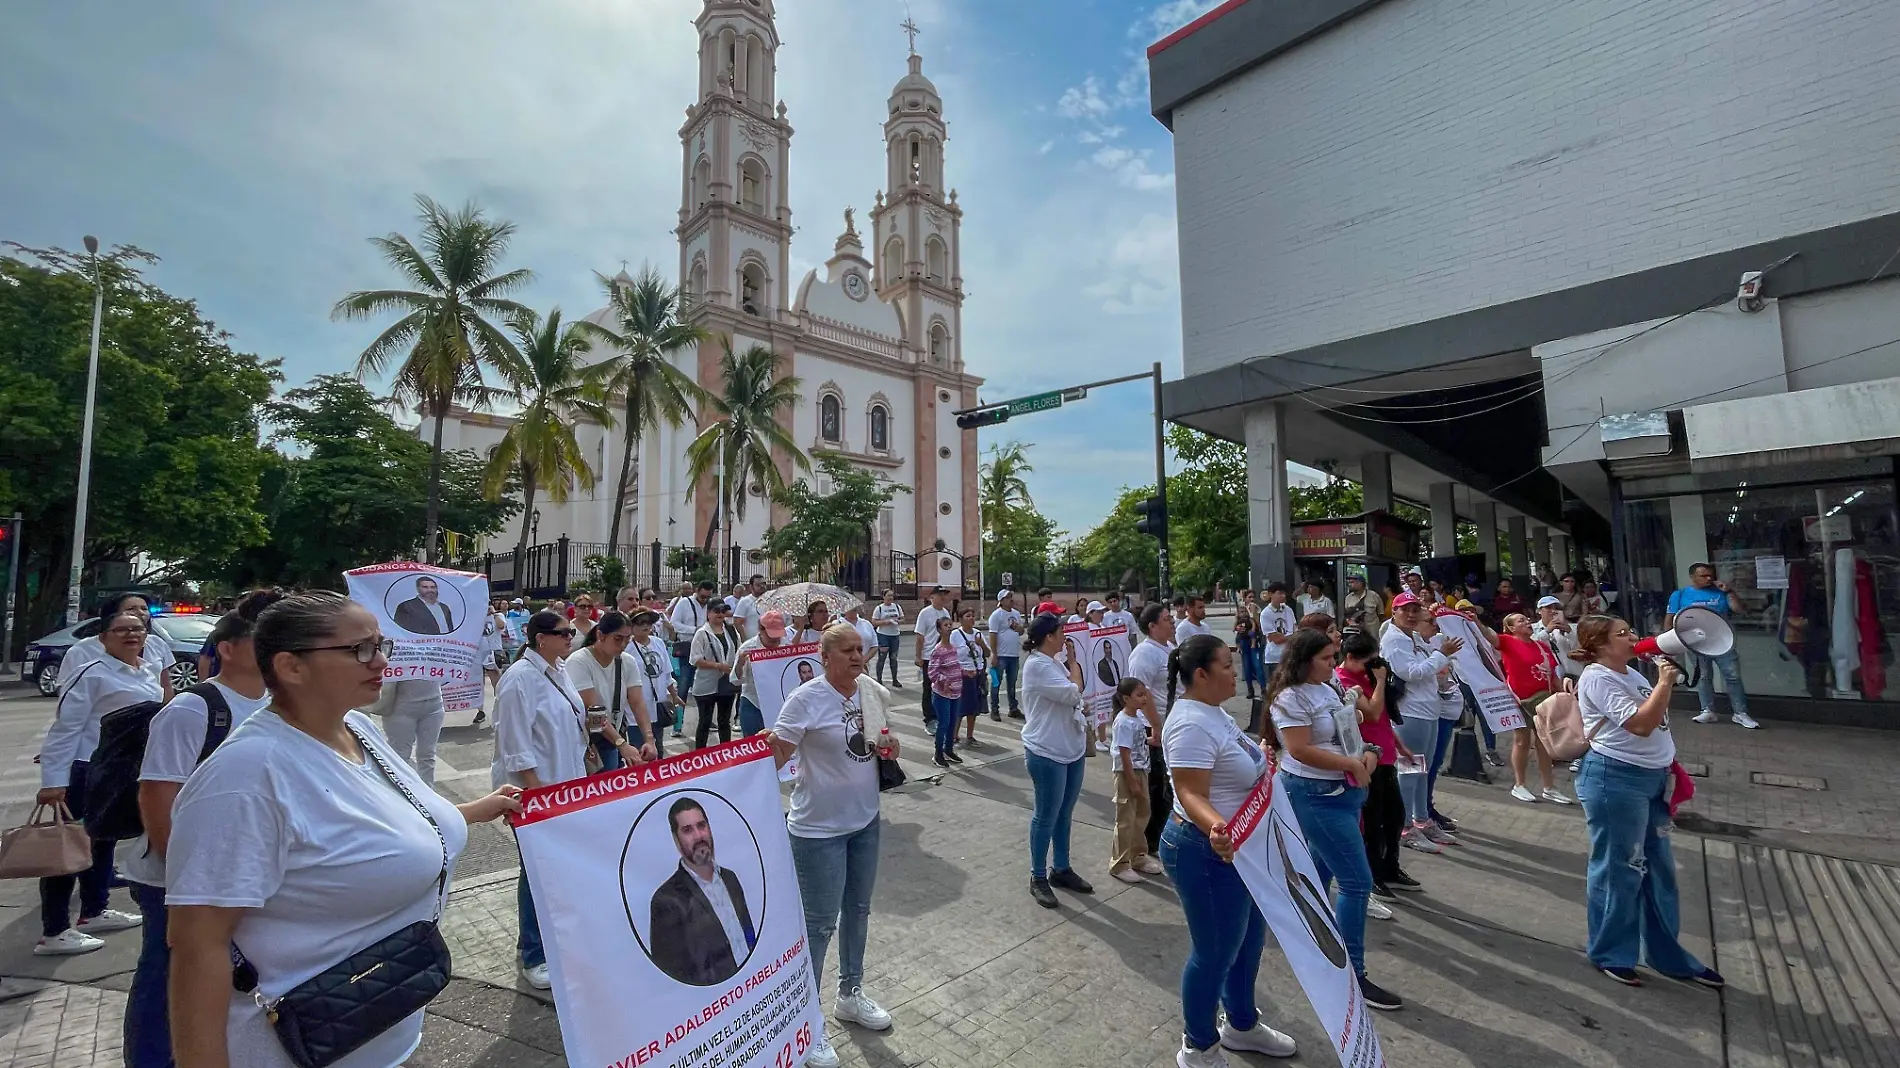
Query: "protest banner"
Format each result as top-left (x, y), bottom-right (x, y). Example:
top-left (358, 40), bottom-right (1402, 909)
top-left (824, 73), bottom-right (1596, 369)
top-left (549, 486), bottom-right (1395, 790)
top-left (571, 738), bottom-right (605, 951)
top-left (1229, 764), bottom-right (1387, 1068)
top-left (512, 736), bottom-right (824, 1068)
top-left (345, 562), bottom-right (487, 712)
top-left (1431, 609), bottom-right (1524, 733)
top-left (1073, 624), bottom-right (1131, 726)
top-left (748, 640), bottom-right (821, 781)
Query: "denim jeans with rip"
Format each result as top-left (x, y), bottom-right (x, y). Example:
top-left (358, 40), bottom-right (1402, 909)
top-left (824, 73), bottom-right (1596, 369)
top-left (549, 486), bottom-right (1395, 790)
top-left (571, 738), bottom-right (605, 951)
top-left (1575, 750), bottom-right (1705, 974)
top-left (790, 818), bottom-right (882, 996)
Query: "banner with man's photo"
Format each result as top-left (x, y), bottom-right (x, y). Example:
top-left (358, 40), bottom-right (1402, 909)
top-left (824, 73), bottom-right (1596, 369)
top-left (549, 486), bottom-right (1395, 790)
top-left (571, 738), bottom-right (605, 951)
top-left (512, 736), bottom-right (824, 1068)
top-left (1073, 625), bottom-right (1131, 727)
top-left (1229, 765), bottom-right (1388, 1068)
top-left (748, 640), bottom-right (821, 782)
top-left (1431, 609), bottom-right (1525, 734)
top-left (345, 562), bottom-right (488, 712)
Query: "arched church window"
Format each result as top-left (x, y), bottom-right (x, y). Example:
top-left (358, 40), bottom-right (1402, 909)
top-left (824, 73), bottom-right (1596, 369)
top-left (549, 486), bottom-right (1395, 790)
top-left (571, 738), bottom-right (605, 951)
top-left (926, 237), bottom-right (946, 284)
top-left (689, 259), bottom-right (707, 305)
top-left (908, 135), bottom-right (922, 183)
top-left (929, 323), bottom-right (949, 364)
top-left (820, 394), bottom-right (842, 444)
top-left (869, 405), bottom-right (890, 453)
top-left (740, 158), bottom-right (765, 214)
top-left (746, 35), bottom-right (767, 103)
top-left (882, 236), bottom-right (904, 285)
top-left (722, 29), bottom-right (736, 80)
top-left (740, 263), bottom-right (765, 316)
top-left (694, 157), bottom-right (712, 208)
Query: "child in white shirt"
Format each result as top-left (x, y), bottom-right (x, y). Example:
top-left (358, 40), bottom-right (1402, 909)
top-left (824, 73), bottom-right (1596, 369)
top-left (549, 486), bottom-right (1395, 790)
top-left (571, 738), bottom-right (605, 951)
top-left (1109, 678), bottom-right (1162, 882)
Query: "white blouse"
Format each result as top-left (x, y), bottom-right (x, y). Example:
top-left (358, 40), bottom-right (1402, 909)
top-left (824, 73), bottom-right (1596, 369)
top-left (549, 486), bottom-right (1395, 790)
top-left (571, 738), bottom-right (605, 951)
top-left (490, 651), bottom-right (592, 789)
top-left (41, 652), bottom-right (165, 788)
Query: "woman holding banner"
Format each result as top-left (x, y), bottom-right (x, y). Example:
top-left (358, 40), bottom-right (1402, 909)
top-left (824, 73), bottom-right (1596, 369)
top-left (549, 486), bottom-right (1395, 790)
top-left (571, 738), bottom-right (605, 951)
top-left (1159, 634), bottom-right (1301, 1065)
top-left (1268, 628), bottom-right (1405, 1011)
top-left (765, 624), bottom-right (900, 1068)
top-left (1020, 614), bottom-right (1095, 909)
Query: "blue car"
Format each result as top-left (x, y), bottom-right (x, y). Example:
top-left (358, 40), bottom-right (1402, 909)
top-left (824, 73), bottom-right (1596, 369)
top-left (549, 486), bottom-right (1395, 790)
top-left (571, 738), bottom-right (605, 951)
top-left (24, 614), bottom-right (215, 697)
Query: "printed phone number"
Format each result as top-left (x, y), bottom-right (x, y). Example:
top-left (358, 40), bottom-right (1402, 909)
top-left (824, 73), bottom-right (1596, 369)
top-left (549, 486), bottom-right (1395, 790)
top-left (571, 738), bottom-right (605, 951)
top-left (384, 666), bottom-right (471, 682)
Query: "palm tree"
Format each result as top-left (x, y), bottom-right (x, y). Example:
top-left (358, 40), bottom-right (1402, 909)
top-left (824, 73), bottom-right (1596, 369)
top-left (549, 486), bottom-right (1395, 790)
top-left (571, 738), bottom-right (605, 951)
top-left (333, 195), bottom-right (531, 562)
top-left (684, 339), bottom-right (808, 563)
top-left (482, 309), bottom-right (617, 561)
top-left (579, 267), bottom-right (709, 558)
top-left (980, 441), bottom-right (1036, 536)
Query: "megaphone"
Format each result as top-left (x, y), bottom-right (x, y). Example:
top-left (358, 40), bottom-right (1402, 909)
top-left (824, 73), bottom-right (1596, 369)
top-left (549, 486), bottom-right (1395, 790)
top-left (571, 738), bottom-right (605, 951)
top-left (1632, 606), bottom-right (1732, 682)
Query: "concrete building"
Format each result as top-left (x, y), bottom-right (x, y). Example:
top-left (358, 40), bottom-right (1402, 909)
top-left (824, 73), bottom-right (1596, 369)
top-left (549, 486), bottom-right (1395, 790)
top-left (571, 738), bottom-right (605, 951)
top-left (1149, 0), bottom-right (1900, 722)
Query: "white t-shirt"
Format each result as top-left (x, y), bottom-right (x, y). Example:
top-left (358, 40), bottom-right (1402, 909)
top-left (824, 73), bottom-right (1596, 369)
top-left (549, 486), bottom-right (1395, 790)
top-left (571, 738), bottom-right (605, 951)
top-left (733, 594), bottom-right (761, 638)
top-left (668, 596), bottom-right (709, 643)
top-left (1175, 617), bottom-right (1210, 641)
top-left (491, 652), bottom-right (591, 789)
top-left (1298, 594), bottom-right (1336, 619)
top-left (1111, 710), bottom-right (1152, 772)
top-left (849, 617), bottom-right (879, 657)
top-left (41, 653), bottom-right (165, 788)
top-left (772, 678), bottom-right (880, 838)
top-left (987, 608), bottom-right (1024, 658)
top-left (871, 602), bottom-right (905, 636)
top-left (1257, 604), bottom-right (1299, 664)
top-left (121, 680), bottom-right (271, 888)
top-left (564, 647), bottom-right (639, 726)
top-left (1533, 621), bottom-right (1582, 678)
top-left (59, 632), bottom-right (172, 695)
top-left (630, 636), bottom-right (677, 717)
top-left (1579, 663), bottom-right (1675, 769)
top-left (166, 710), bottom-right (468, 1068)
top-left (914, 605), bottom-right (950, 656)
top-left (1128, 638), bottom-right (1175, 718)
top-left (1164, 697), bottom-right (1268, 820)
top-left (1101, 608), bottom-right (1138, 637)
top-left (1019, 652), bottom-right (1088, 763)
top-left (1270, 682), bottom-right (1351, 781)
top-left (949, 627), bottom-right (989, 674)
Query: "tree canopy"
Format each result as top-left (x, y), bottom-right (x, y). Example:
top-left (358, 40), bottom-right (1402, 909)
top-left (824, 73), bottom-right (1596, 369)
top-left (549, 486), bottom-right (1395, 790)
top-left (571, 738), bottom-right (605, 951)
top-left (763, 453), bottom-right (909, 581)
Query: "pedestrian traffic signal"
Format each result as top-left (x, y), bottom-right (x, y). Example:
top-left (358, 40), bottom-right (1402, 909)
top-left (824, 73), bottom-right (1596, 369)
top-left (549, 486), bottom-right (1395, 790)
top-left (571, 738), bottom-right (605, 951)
top-left (955, 406), bottom-right (1012, 431)
top-left (1134, 496), bottom-right (1167, 542)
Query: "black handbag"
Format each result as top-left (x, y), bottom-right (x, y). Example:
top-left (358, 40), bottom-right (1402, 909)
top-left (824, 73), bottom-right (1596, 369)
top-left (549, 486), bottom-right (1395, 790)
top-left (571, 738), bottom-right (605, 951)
top-left (232, 724), bottom-right (452, 1068)
top-left (877, 755), bottom-right (907, 792)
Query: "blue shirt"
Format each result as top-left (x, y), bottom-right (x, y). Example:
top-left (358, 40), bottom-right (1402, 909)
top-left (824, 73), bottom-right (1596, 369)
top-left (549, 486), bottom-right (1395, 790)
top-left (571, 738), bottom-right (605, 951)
top-left (1666, 585), bottom-right (1730, 618)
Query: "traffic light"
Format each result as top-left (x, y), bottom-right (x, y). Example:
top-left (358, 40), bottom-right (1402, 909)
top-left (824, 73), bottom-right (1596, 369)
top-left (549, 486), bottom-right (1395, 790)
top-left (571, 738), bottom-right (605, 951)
top-left (1134, 495), bottom-right (1168, 542)
top-left (955, 405), bottom-right (1012, 431)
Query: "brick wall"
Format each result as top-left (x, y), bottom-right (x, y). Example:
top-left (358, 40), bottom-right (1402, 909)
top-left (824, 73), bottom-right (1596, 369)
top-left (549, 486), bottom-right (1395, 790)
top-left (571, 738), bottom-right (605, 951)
top-left (1171, 0), bottom-right (1900, 375)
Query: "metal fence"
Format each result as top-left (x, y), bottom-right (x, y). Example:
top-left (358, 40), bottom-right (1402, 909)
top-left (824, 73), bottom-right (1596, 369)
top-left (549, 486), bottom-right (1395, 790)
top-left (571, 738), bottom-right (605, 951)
top-left (481, 539), bottom-right (760, 599)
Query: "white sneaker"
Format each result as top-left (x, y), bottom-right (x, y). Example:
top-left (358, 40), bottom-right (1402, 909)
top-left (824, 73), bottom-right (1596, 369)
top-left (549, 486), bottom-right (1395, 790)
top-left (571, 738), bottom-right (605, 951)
top-left (33, 929), bottom-right (104, 956)
top-left (835, 989), bottom-right (893, 1031)
top-left (1542, 787), bottom-right (1575, 804)
top-left (1219, 1018), bottom-right (1298, 1057)
top-left (1510, 784), bottom-right (1538, 803)
top-left (1366, 897), bottom-right (1396, 922)
top-left (806, 1037), bottom-right (841, 1068)
top-left (1402, 825), bottom-right (1442, 854)
top-left (1733, 712), bottom-right (1761, 729)
top-left (1112, 867), bottom-right (1145, 884)
top-left (1569, 759), bottom-right (1583, 773)
top-left (1136, 855), bottom-right (1165, 875)
top-left (520, 962), bottom-right (551, 990)
top-left (1692, 710), bottom-right (1719, 724)
top-left (77, 909), bottom-right (143, 933)
top-left (1177, 1037), bottom-right (1231, 1068)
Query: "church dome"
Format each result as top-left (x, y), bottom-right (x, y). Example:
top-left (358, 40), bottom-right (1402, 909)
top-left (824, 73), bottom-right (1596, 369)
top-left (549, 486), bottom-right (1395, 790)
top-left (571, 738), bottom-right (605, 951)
top-left (888, 54), bottom-right (940, 112)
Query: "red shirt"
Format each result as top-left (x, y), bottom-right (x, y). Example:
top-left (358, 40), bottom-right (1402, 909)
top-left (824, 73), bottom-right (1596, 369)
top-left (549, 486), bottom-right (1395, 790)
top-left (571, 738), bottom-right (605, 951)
top-left (1336, 666), bottom-right (1398, 766)
top-left (1497, 634), bottom-right (1559, 699)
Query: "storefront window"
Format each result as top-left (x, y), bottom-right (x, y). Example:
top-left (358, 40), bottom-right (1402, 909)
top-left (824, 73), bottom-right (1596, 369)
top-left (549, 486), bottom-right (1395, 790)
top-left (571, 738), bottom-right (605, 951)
top-left (1620, 497), bottom-right (1676, 635)
top-left (1699, 481), bottom-right (1898, 701)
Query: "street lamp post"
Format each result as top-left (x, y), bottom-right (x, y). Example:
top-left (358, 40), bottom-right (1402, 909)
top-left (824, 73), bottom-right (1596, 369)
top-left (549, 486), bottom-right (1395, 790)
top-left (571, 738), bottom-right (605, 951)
top-left (65, 236), bottom-right (104, 627)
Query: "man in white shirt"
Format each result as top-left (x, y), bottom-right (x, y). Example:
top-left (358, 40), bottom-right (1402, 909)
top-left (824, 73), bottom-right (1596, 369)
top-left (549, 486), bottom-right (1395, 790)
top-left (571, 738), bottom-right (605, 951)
top-left (1257, 583), bottom-right (1299, 673)
top-left (648, 797), bottom-right (756, 987)
top-left (986, 590), bottom-right (1025, 720)
top-left (1100, 592), bottom-right (1138, 636)
top-left (1174, 595), bottom-right (1210, 641)
top-left (732, 575), bottom-right (764, 641)
top-left (1297, 580), bottom-right (1336, 620)
top-left (669, 581), bottom-right (714, 690)
top-left (913, 586), bottom-right (952, 727)
top-left (844, 604), bottom-right (878, 661)
top-left (1532, 596), bottom-right (1581, 680)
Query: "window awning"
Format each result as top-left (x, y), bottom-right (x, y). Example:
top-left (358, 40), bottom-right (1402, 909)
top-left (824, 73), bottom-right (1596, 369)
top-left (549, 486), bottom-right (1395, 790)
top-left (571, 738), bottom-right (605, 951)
top-left (1681, 376), bottom-right (1900, 473)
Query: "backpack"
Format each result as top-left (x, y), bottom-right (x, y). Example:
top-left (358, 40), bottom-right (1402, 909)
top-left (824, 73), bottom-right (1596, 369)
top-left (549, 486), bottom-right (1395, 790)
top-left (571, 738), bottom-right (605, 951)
top-left (84, 683), bottom-right (233, 841)
top-left (1533, 690), bottom-right (1593, 761)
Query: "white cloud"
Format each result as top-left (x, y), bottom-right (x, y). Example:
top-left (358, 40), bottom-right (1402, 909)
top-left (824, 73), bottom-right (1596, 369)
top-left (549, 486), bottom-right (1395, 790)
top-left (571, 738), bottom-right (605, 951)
top-left (1131, 0), bottom-right (1227, 41)
top-left (1055, 76), bottom-right (1112, 119)
top-left (1037, 139), bottom-right (1056, 154)
top-left (1090, 146), bottom-right (1173, 190)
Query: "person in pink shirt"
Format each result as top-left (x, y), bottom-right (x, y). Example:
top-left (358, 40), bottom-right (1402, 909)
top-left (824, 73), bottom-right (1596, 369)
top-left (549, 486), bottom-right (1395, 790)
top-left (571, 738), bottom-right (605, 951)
top-left (926, 616), bottom-right (965, 768)
top-left (1336, 630), bottom-right (1419, 897)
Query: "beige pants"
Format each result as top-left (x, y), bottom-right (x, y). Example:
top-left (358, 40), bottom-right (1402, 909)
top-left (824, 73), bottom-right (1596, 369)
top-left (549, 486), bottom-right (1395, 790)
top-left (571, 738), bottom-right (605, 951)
top-left (1111, 770), bottom-right (1151, 872)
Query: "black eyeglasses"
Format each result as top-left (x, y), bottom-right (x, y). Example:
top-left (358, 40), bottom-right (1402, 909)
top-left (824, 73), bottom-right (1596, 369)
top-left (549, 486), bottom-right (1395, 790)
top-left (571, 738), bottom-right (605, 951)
top-left (546, 628), bottom-right (578, 639)
top-left (293, 637), bottom-right (395, 664)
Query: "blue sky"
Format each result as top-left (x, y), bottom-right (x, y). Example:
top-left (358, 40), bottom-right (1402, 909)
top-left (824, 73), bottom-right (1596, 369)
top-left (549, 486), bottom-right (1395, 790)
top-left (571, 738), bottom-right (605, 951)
top-left (0, 0), bottom-right (1231, 537)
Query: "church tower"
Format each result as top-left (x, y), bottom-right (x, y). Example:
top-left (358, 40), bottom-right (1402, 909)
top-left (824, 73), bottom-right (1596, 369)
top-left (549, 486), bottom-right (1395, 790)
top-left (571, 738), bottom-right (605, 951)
top-left (679, 0), bottom-right (793, 320)
top-left (870, 38), bottom-right (964, 369)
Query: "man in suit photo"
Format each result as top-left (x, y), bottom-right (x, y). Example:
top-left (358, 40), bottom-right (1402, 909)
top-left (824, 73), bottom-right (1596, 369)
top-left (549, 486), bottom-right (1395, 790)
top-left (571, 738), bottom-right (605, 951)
top-left (648, 797), bottom-right (757, 986)
top-left (393, 576), bottom-right (455, 635)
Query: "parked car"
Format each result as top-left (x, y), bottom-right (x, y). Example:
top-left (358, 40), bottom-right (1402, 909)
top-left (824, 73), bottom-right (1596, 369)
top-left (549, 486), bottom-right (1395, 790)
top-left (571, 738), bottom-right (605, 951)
top-left (24, 613), bottom-right (214, 697)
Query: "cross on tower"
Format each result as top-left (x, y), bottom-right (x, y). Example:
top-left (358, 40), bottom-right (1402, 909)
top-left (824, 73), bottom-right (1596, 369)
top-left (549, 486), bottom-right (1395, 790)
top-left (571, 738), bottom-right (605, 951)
top-left (901, 16), bottom-right (921, 55)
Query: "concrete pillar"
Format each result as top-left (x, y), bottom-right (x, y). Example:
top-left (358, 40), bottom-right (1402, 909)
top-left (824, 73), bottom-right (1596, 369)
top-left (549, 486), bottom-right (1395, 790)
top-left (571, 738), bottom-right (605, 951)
top-left (1474, 501), bottom-right (1500, 583)
top-left (1361, 452), bottom-right (1393, 513)
top-left (1244, 403), bottom-right (1294, 590)
top-left (1530, 524), bottom-right (1548, 583)
top-left (1506, 514), bottom-right (1529, 587)
top-left (1429, 482), bottom-right (1457, 559)
top-left (1552, 532), bottom-right (1572, 574)
top-left (1668, 495), bottom-right (1709, 587)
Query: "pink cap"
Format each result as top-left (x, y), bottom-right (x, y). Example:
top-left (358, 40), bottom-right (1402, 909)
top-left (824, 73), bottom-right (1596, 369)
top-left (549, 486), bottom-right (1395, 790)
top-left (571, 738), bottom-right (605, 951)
top-left (1390, 592), bottom-right (1421, 609)
top-left (760, 610), bottom-right (787, 638)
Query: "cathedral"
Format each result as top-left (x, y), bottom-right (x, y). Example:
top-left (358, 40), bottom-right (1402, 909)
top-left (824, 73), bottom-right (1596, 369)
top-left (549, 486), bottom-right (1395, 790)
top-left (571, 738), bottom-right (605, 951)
top-left (435, 0), bottom-right (983, 592)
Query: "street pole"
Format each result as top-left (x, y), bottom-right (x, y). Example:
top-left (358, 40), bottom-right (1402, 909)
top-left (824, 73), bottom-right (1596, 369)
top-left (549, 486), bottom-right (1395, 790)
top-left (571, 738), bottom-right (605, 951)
top-left (2, 514), bottom-right (20, 674)
top-left (1151, 361), bottom-right (1170, 600)
top-left (66, 236), bottom-right (104, 627)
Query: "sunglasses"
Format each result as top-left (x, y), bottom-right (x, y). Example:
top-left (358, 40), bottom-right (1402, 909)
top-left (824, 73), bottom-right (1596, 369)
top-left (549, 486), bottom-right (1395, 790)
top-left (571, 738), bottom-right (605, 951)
top-left (547, 628), bottom-right (578, 639)
top-left (105, 626), bottom-right (148, 638)
top-left (294, 637), bottom-right (396, 664)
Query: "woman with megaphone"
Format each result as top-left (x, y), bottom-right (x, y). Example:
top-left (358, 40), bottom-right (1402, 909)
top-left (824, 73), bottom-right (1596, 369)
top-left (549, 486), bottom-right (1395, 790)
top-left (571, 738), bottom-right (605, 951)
top-left (1570, 615), bottom-right (1724, 991)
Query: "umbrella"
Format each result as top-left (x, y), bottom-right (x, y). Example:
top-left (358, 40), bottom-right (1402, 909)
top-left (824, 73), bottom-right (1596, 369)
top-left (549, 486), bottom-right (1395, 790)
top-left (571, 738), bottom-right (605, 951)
top-left (754, 582), bottom-right (862, 619)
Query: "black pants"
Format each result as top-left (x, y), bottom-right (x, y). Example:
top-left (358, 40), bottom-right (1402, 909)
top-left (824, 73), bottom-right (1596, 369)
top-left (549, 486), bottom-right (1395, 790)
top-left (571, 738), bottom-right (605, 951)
top-left (695, 694), bottom-right (734, 749)
top-left (1362, 763), bottom-right (1406, 882)
top-left (1144, 746), bottom-right (1173, 854)
top-left (41, 759), bottom-right (117, 938)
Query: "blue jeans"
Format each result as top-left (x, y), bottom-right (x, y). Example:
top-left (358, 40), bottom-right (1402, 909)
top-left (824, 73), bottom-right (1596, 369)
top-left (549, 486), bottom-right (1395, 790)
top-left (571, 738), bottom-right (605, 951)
top-left (738, 696), bottom-right (765, 737)
top-left (933, 692), bottom-right (960, 755)
top-left (991, 656), bottom-right (1021, 713)
top-left (1426, 716), bottom-right (1457, 816)
top-left (1239, 647), bottom-right (1262, 693)
top-left (1024, 750), bottom-right (1087, 877)
top-left (591, 734), bottom-right (623, 770)
top-left (675, 653), bottom-right (697, 700)
top-left (790, 818), bottom-right (881, 996)
top-left (518, 867), bottom-right (544, 967)
top-left (874, 633), bottom-right (902, 685)
top-left (1159, 818), bottom-right (1267, 1051)
top-left (1392, 716), bottom-right (1436, 822)
top-left (1575, 751), bottom-right (1704, 975)
top-left (1278, 773), bottom-right (1373, 977)
top-left (1694, 649), bottom-right (1750, 716)
top-left (124, 882), bottom-right (172, 1068)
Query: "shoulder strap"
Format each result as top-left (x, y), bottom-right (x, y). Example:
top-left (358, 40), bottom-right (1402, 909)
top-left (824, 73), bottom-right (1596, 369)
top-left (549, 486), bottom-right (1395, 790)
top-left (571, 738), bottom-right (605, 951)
top-left (611, 655), bottom-right (623, 718)
top-left (190, 683), bottom-right (234, 765)
top-left (347, 722), bottom-right (451, 918)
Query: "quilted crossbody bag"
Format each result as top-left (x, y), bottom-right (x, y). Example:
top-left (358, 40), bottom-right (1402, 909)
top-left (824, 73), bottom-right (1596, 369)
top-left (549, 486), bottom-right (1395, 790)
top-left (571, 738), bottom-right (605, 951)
top-left (232, 723), bottom-right (452, 1068)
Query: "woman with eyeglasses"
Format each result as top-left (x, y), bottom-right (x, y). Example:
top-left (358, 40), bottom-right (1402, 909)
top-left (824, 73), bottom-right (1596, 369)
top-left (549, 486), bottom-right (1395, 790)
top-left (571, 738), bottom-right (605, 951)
top-left (34, 610), bottom-right (159, 957)
top-left (59, 592), bottom-right (175, 704)
top-left (166, 592), bottom-right (523, 1068)
top-left (567, 611), bottom-right (658, 770)
top-left (494, 610), bottom-right (645, 989)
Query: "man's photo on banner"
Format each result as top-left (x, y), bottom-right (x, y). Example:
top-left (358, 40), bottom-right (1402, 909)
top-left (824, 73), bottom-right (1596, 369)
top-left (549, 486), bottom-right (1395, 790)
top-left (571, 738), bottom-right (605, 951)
top-left (388, 573), bottom-right (465, 636)
top-left (630, 791), bottom-right (768, 987)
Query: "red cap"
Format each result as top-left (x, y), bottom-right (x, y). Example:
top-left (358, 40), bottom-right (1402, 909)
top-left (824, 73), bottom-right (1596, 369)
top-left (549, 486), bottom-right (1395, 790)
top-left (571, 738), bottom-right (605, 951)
top-left (1391, 592), bottom-right (1421, 609)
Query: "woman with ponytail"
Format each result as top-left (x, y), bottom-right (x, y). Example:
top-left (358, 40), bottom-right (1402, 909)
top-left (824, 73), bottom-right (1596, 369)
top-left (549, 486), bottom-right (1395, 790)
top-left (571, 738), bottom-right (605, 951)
top-left (1019, 614), bottom-right (1093, 909)
top-left (1160, 634), bottom-right (1298, 1067)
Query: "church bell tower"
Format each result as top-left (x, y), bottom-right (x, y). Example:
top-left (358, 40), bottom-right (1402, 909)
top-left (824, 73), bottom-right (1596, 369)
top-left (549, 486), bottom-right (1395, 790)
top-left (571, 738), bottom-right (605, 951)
top-left (869, 28), bottom-right (964, 369)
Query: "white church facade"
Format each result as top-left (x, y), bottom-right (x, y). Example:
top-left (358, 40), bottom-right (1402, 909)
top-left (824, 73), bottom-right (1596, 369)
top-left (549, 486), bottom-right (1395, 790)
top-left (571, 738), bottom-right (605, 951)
top-left (432, 0), bottom-right (983, 592)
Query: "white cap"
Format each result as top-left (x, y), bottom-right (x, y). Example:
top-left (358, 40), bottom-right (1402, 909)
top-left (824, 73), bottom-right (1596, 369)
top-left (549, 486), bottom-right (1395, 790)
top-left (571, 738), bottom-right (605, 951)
top-left (997, 589), bottom-right (1014, 600)
top-left (510, 598), bottom-right (524, 606)
top-left (1086, 600), bottom-right (1106, 613)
